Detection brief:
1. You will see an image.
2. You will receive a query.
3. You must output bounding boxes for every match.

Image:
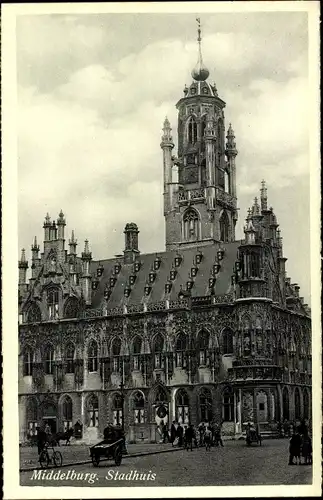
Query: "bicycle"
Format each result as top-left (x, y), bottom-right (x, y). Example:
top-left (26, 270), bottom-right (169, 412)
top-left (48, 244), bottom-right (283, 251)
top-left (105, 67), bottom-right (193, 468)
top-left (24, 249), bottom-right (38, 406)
top-left (39, 441), bottom-right (63, 469)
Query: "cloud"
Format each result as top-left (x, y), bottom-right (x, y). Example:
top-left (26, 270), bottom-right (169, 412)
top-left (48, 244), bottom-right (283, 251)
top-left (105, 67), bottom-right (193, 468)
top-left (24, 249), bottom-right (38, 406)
top-left (17, 13), bottom-right (311, 303)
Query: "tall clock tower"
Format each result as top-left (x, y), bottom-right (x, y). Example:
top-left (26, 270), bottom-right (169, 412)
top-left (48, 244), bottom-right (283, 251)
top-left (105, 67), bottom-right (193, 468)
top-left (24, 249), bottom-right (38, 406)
top-left (161, 20), bottom-right (238, 251)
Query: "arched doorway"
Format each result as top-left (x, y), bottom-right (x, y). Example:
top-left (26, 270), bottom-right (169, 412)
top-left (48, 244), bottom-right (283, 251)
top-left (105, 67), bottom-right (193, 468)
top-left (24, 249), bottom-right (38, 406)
top-left (199, 387), bottom-right (213, 423)
top-left (41, 400), bottom-right (58, 434)
top-left (61, 396), bottom-right (73, 431)
top-left (282, 387), bottom-right (289, 420)
top-left (294, 388), bottom-right (301, 420)
top-left (175, 389), bottom-right (190, 424)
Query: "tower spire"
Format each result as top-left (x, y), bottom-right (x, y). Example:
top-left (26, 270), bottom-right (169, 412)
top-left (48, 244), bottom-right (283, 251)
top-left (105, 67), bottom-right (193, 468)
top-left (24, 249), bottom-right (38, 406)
top-left (191, 18), bottom-right (209, 81)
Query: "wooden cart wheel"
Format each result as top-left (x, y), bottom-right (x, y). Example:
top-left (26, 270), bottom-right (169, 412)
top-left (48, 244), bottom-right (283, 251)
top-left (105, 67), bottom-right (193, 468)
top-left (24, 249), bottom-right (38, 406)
top-left (114, 448), bottom-right (122, 466)
top-left (39, 450), bottom-right (49, 469)
top-left (53, 450), bottom-right (63, 467)
top-left (92, 453), bottom-right (100, 467)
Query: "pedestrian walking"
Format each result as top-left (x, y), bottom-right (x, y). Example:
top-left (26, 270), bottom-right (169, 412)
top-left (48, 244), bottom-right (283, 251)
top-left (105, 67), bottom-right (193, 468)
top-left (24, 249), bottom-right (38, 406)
top-left (185, 424), bottom-right (194, 452)
top-left (170, 420), bottom-right (177, 446)
top-left (214, 422), bottom-right (224, 447)
top-left (177, 422), bottom-right (184, 447)
top-left (198, 422), bottom-right (206, 447)
top-left (37, 425), bottom-right (47, 455)
top-left (204, 426), bottom-right (212, 451)
top-left (301, 432), bottom-right (312, 465)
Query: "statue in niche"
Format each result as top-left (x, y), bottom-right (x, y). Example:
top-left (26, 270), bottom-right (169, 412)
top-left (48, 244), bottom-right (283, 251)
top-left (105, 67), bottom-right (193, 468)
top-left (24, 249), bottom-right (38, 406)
top-left (257, 334), bottom-right (263, 352)
top-left (244, 335), bottom-right (251, 354)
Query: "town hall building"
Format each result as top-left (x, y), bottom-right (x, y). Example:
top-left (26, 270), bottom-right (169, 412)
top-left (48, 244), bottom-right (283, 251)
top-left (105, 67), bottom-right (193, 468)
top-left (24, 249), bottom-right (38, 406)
top-left (18, 23), bottom-right (311, 444)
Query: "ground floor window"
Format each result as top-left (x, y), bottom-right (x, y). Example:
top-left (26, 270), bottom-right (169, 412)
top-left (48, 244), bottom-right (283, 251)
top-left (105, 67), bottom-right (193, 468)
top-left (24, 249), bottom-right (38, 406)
top-left (87, 395), bottom-right (99, 427)
top-left (222, 389), bottom-right (234, 421)
top-left (133, 392), bottom-right (145, 424)
top-left (28, 421), bottom-right (38, 437)
top-left (199, 388), bottom-right (212, 422)
top-left (112, 394), bottom-right (123, 426)
top-left (176, 389), bottom-right (190, 424)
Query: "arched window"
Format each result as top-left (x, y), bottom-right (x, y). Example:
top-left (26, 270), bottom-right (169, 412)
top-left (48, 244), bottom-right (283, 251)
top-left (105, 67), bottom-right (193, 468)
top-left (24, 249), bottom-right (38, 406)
top-left (63, 297), bottom-right (80, 319)
top-left (183, 208), bottom-right (199, 242)
top-left (44, 344), bottom-right (54, 375)
top-left (294, 388), bottom-right (301, 420)
top-left (201, 115), bottom-right (207, 152)
top-left (188, 117), bottom-right (197, 144)
top-left (199, 388), bottom-right (213, 422)
top-left (133, 391), bottom-right (145, 424)
top-left (132, 336), bottom-right (142, 370)
top-left (155, 386), bottom-right (168, 404)
top-left (65, 343), bottom-right (75, 374)
top-left (176, 389), bottom-right (189, 424)
top-left (87, 394), bottom-right (99, 427)
top-left (111, 338), bottom-right (121, 372)
top-left (283, 387), bottom-right (289, 420)
top-left (62, 396), bottom-right (73, 431)
top-left (256, 391), bottom-right (268, 423)
top-left (26, 303), bottom-right (41, 323)
top-left (175, 333), bottom-right (187, 368)
top-left (88, 340), bottom-right (98, 373)
top-left (153, 334), bottom-right (164, 369)
top-left (47, 288), bottom-right (59, 320)
top-left (303, 389), bottom-right (309, 420)
top-left (217, 118), bottom-right (225, 152)
top-left (219, 211), bottom-right (229, 242)
top-left (27, 398), bottom-right (38, 437)
top-left (197, 330), bottom-right (209, 366)
top-left (112, 393), bottom-right (123, 426)
top-left (222, 328), bottom-right (234, 355)
top-left (250, 252), bottom-right (260, 277)
top-left (222, 388), bottom-right (234, 422)
top-left (23, 348), bottom-right (33, 376)
top-left (224, 170), bottom-right (230, 193)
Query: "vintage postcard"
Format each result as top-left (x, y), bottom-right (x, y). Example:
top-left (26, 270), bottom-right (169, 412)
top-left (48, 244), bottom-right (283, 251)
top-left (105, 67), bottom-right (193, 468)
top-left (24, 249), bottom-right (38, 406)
top-left (2, 1), bottom-right (321, 498)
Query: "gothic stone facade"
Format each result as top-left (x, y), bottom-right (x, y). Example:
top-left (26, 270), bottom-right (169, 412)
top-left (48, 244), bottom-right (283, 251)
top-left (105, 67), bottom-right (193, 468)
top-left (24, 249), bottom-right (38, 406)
top-left (18, 33), bottom-right (311, 444)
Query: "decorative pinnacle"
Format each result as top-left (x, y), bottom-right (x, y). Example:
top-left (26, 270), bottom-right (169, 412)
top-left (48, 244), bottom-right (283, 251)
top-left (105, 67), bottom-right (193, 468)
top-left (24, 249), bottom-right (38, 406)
top-left (20, 248), bottom-right (26, 262)
top-left (82, 239), bottom-right (92, 260)
top-left (57, 209), bottom-right (66, 225)
top-left (161, 116), bottom-right (174, 147)
top-left (44, 213), bottom-right (51, 225)
top-left (19, 248), bottom-right (28, 268)
top-left (191, 17), bottom-right (209, 81)
top-left (252, 197), bottom-right (260, 216)
top-left (260, 180), bottom-right (268, 210)
top-left (69, 230), bottom-right (77, 245)
top-left (31, 236), bottom-right (39, 251)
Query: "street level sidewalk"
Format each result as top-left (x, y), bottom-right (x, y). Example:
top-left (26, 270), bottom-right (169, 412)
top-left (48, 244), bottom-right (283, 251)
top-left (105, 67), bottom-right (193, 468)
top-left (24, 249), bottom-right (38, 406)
top-left (20, 442), bottom-right (177, 469)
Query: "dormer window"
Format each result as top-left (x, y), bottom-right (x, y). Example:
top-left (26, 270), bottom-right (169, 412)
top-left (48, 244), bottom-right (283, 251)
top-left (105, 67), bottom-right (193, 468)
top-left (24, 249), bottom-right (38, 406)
top-left (110, 276), bottom-right (117, 287)
top-left (129, 275), bottom-right (136, 286)
top-left (217, 248), bottom-right (224, 261)
top-left (114, 263), bottom-right (121, 275)
top-left (202, 87), bottom-right (208, 94)
top-left (213, 263), bottom-right (221, 275)
top-left (149, 271), bottom-right (156, 284)
top-left (104, 287), bottom-right (111, 300)
top-left (47, 288), bottom-right (59, 320)
top-left (134, 261), bottom-right (141, 273)
top-left (124, 285), bottom-right (131, 298)
top-left (92, 278), bottom-right (99, 290)
top-left (153, 257), bottom-right (161, 271)
top-left (195, 252), bottom-right (203, 265)
top-left (144, 284), bottom-right (151, 296)
top-left (170, 269), bottom-right (177, 281)
top-left (235, 261), bottom-right (241, 272)
top-left (187, 279), bottom-right (193, 291)
top-left (165, 283), bottom-right (172, 294)
top-left (209, 277), bottom-right (216, 288)
top-left (191, 266), bottom-right (198, 278)
top-left (174, 255), bottom-right (182, 267)
top-left (97, 264), bottom-right (104, 277)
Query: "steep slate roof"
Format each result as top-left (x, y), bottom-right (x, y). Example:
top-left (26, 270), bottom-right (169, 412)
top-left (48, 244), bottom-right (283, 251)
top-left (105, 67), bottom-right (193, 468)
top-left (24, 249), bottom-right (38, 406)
top-left (90, 241), bottom-right (240, 310)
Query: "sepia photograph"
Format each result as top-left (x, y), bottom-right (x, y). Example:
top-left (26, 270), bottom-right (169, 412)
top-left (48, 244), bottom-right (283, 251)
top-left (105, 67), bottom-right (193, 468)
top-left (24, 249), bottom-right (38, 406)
top-left (2, 1), bottom-right (321, 498)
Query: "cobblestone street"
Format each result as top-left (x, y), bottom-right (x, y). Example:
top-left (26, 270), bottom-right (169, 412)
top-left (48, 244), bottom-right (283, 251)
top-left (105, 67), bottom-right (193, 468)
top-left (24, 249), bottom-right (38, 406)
top-left (20, 439), bottom-right (312, 487)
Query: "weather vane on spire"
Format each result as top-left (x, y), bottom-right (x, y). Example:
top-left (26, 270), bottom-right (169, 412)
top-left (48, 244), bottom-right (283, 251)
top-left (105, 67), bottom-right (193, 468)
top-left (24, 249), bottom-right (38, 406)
top-left (191, 17), bottom-right (209, 82)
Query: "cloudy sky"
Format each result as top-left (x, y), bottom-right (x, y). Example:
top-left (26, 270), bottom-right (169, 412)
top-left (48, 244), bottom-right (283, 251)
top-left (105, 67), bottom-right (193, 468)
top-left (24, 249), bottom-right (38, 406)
top-left (16, 9), bottom-right (313, 303)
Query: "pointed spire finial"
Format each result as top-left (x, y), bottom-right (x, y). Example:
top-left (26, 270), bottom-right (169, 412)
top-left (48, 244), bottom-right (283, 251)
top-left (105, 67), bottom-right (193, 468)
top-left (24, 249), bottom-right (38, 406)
top-left (260, 180), bottom-right (268, 211)
top-left (191, 17), bottom-right (209, 81)
top-left (20, 248), bottom-right (26, 262)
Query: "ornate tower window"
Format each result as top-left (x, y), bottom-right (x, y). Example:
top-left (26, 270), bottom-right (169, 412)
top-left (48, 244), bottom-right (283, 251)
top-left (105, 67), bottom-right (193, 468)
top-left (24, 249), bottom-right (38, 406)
top-left (187, 117), bottom-right (198, 144)
top-left (26, 303), bottom-right (41, 323)
top-left (153, 334), bottom-right (164, 369)
top-left (65, 343), bottom-right (75, 373)
top-left (63, 297), bottom-right (80, 319)
top-left (222, 328), bottom-right (234, 355)
top-left (201, 115), bottom-right (207, 152)
top-left (224, 170), bottom-right (230, 193)
top-left (47, 288), bottom-right (59, 320)
top-left (199, 387), bottom-right (213, 422)
top-left (176, 389), bottom-right (190, 424)
top-left (222, 388), bottom-right (234, 421)
top-left (88, 340), bottom-right (98, 373)
top-left (198, 329), bottom-right (209, 365)
top-left (219, 211), bottom-right (229, 242)
top-left (250, 253), bottom-right (260, 277)
top-left (87, 394), bottom-right (99, 427)
top-left (44, 344), bottom-right (54, 375)
top-left (132, 336), bottom-right (142, 370)
top-left (133, 391), bottom-right (145, 424)
top-left (175, 332), bottom-right (187, 368)
top-left (62, 396), bottom-right (73, 431)
top-left (183, 208), bottom-right (200, 242)
top-left (112, 338), bottom-right (121, 372)
top-left (23, 349), bottom-right (33, 376)
top-left (112, 393), bottom-right (123, 426)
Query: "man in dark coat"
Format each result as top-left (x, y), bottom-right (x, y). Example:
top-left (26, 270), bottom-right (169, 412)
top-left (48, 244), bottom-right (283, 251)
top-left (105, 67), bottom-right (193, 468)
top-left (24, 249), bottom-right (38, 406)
top-left (170, 420), bottom-right (177, 446)
top-left (177, 423), bottom-right (184, 447)
top-left (289, 430), bottom-right (302, 465)
top-left (37, 426), bottom-right (47, 455)
top-left (185, 424), bottom-right (194, 451)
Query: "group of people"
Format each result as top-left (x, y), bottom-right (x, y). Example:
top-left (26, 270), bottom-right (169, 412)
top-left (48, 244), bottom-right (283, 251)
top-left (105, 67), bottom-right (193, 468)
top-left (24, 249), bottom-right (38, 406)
top-left (158, 420), bottom-right (224, 451)
top-left (288, 420), bottom-right (312, 465)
